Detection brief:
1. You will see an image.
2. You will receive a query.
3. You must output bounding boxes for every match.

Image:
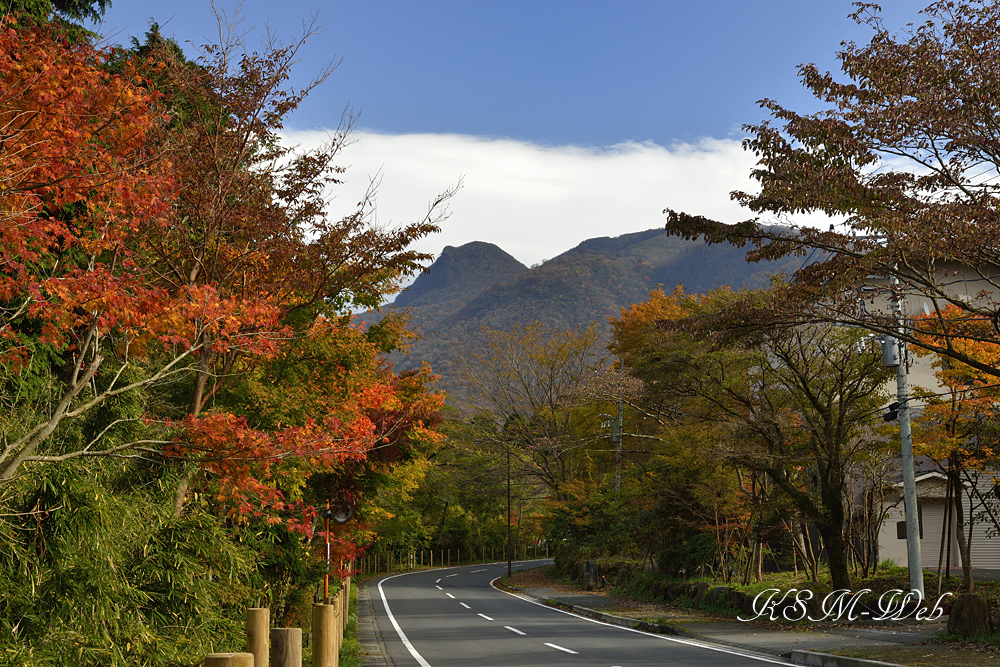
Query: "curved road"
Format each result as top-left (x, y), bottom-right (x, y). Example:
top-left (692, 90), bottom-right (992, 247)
top-left (371, 559), bottom-right (789, 666)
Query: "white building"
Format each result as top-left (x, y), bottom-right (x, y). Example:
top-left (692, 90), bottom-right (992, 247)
top-left (878, 470), bottom-right (1000, 570)
top-left (865, 263), bottom-right (1000, 569)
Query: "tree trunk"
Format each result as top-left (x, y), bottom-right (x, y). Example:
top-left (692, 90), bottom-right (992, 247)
top-left (800, 519), bottom-right (818, 582)
top-left (189, 338), bottom-right (214, 416)
top-left (820, 524), bottom-right (852, 590)
top-left (950, 465), bottom-right (974, 592)
top-left (176, 334), bottom-right (213, 517)
top-left (435, 501), bottom-right (449, 547)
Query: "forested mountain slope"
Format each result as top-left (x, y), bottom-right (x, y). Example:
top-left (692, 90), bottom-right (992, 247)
top-left (366, 228), bottom-right (802, 382)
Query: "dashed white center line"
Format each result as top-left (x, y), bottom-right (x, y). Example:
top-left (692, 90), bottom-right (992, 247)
top-left (435, 585), bottom-right (442, 590)
top-left (446, 574), bottom-right (458, 577)
top-left (435, 578), bottom-right (441, 583)
top-left (477, 613), bottom-right (494, 620)
top-left (544, 643), bottom-right (578, 655)
top-left (504, 626), bottom-right (526, 635)
top-left (446, 593), bottom-right (455, 599)
top-left (471, 568), bottom-right (486, 572)
top-left (459, 602), bottom-right (470, 609)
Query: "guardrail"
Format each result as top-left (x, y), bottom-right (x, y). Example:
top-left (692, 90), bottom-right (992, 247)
top-left (356, 544), bottom-right (549, 575)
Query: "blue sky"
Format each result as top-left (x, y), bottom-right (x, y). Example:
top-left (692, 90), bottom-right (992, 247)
top-left (93, 1), bottom-right (927, 265)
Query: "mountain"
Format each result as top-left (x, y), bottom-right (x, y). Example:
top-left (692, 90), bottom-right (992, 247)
top-left (392, 241), bottom-right (528, 312)
top-left (367, 228), bottom-right (802, 384)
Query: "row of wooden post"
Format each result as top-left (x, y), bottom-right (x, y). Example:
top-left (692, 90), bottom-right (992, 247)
top-left (357, 544), bottom-right (548, 575)
top-left (204, 575), bottom-right (351, 667)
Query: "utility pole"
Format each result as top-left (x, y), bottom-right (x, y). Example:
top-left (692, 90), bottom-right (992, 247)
top-left (613, 394), bottom-right (623, 492)
top-left (886, 275), bottom-right (924, 598)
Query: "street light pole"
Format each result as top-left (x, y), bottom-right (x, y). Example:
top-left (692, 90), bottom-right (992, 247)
top-left (507, 447), bottom-right (512, 578)
top-left (613, 394), bottom-right (623, 492)
top-left (889, 275), bottom-right (924, 598)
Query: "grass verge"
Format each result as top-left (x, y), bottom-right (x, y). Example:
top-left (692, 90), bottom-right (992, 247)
top-left (339, 582), bottom-right (361, 667)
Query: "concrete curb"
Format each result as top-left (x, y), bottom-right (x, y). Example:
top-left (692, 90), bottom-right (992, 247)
top-left (539, 597), bottom-right (686, 636)
top-left (790, 649), bottom-right (910, 667)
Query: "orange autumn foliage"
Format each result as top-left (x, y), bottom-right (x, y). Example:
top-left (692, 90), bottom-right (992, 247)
top-left (912, 305), bottom-right (1000, 464)
top-left (0, 23), bottom-right (174, 364)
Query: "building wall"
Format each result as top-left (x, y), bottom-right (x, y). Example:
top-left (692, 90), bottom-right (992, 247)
top-left (878, 473), bottom-right (1000, 569)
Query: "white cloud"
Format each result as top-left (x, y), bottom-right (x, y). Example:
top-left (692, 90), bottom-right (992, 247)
top-left (281, 130), bottom-right (811, 267)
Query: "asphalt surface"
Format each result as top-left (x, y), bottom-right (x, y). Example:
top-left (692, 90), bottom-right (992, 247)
top-left (370, 559), bottom-right (791, 666)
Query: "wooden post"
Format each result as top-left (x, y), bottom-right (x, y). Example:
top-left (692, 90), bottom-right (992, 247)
top-left (337, 588), bottom-right (343, 641)
top-left (270, 628), bottom-right (302, 667)
top-left (313, 603), bottom-right (335, 667)
top-left (343, 578), bottom-right (351, 630)
top-left (332, 595), bottom-right (341, 667)
top-left (204, 654), bottom-right (254, 667)
top-left (340, 590), bottom-right (346, 664)
top-left (247, 607), bottom-right (269, 667)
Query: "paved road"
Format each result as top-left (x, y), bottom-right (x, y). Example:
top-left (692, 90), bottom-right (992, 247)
top-left (371, 560), bottom-right (790, 666)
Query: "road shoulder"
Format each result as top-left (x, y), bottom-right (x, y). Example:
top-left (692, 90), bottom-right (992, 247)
top-left (502, 567), bottom-right (1000, 667)
top-left (357, 579), bottom-right (393, 666)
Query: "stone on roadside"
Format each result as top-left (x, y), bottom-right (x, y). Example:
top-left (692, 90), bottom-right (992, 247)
top-left (947, 594), bottom-right (992, 637)
top-left (706, 586), bottom-right (731, 607)
top-left (581, 560), bottom-right (599, 591)
top-left (651, 581), bottom-right (663, 599)
top-left (729, 590), bottom-right (752, 614)
top-left (692, 582), bottom-right (710, 607)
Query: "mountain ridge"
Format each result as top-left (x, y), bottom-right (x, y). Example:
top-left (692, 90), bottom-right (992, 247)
top-left (368, 227), bottom-right (800, 384)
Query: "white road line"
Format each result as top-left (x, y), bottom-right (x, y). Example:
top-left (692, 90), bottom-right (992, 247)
top-left (446, 574), bottom-right (458, 577)
top-left (377, 574), bottom-right (432, 667)
top-left (504, 626), bottom-right (526, 635)
top-left (435, 585), bottom-right (442, 590)
top-left (460, 603), bottom-right (471, 609)
top-left (471, 568), bottom-right (487, 572)
top-left (435, 578), bottom-right (441, 583)
top-left (478, 613), bottom-right (494, 621)
top-left (446, 593), bottom-right (455, 598)
top-left (490, 577), bottom-right (788, 665)
top-left (545, 643), bottom-right (578, 654)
